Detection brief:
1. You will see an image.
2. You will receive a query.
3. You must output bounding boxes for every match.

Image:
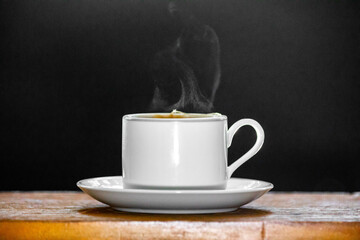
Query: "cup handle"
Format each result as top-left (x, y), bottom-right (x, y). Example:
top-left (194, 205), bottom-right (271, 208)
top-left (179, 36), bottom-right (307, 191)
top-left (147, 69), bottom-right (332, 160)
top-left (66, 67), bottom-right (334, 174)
top-left (227, 119), bottom-right (265, 178)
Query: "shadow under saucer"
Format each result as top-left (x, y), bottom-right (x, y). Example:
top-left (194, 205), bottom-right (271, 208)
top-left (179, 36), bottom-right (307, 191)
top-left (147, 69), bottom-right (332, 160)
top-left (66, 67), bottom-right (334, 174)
top-left (78, 206), bottom-right (272, 221)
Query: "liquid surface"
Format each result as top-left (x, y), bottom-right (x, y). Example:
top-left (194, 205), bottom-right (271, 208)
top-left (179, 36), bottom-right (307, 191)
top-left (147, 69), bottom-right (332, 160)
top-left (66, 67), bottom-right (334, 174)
top-left (135, 110), bottom-right (223, 119)
top-left (144, 110), bottom-right (219, 118)
top-left (151, 113), bottom-right (205, 118)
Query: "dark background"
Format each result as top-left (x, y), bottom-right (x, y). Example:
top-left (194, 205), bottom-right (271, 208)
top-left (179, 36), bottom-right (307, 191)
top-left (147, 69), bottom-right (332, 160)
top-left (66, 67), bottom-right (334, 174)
top-left (1, 0), bottom-right (359, 191)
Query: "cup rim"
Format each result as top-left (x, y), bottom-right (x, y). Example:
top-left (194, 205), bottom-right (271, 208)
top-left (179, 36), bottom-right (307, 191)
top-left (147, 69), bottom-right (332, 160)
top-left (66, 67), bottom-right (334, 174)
top-left (123, 113), bottom-right (227, 122)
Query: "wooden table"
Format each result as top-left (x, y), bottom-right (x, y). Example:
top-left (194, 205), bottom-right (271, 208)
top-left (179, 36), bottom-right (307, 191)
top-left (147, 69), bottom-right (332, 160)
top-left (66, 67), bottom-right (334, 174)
top-left (0, 192), bottom-right (359, 239)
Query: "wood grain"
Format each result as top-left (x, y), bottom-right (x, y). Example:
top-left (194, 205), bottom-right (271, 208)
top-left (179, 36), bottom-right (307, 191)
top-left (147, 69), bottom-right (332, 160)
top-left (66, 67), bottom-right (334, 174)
top-left (0, 192), bottom-right (359, 239)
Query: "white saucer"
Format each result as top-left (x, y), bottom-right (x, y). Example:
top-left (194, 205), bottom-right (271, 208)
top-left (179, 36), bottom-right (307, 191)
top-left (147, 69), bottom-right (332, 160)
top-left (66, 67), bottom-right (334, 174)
top-left (77, 176), bottom-right (273, 214)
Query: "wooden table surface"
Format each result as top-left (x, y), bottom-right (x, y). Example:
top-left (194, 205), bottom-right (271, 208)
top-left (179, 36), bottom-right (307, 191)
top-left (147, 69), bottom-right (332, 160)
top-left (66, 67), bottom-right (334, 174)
top-left (0, 192), bottom-right (359, 240)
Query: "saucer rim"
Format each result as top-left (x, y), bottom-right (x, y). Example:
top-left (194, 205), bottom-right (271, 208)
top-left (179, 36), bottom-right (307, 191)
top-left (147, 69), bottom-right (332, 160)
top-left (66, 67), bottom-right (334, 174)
top-left (76, 176), bottom-right (274, 194)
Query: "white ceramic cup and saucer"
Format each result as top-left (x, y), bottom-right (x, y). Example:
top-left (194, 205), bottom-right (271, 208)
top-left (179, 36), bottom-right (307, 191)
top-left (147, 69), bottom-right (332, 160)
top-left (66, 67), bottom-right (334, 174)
top-left (77, 111), bottom-right (273, 214)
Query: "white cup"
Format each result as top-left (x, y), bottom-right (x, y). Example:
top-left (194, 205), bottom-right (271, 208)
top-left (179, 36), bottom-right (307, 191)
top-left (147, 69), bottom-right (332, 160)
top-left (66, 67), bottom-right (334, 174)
top-left (122, 113), bottom-right (264, 190)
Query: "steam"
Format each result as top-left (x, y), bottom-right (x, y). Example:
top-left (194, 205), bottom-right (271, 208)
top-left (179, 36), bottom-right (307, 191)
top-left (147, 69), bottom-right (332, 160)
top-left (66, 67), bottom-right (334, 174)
top-left (149, 1), bottom-right (221, 112)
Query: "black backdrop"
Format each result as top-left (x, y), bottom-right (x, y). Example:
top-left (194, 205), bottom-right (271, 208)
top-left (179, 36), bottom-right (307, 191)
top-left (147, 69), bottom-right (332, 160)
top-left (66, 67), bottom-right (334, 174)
top-left (1, 0), bottom-right (359, 191)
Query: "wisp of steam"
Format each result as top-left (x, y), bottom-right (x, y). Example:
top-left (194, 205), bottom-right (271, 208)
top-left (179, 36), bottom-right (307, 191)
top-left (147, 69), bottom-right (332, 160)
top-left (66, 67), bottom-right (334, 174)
top-left (149, 1), bottom-right (221, 112)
